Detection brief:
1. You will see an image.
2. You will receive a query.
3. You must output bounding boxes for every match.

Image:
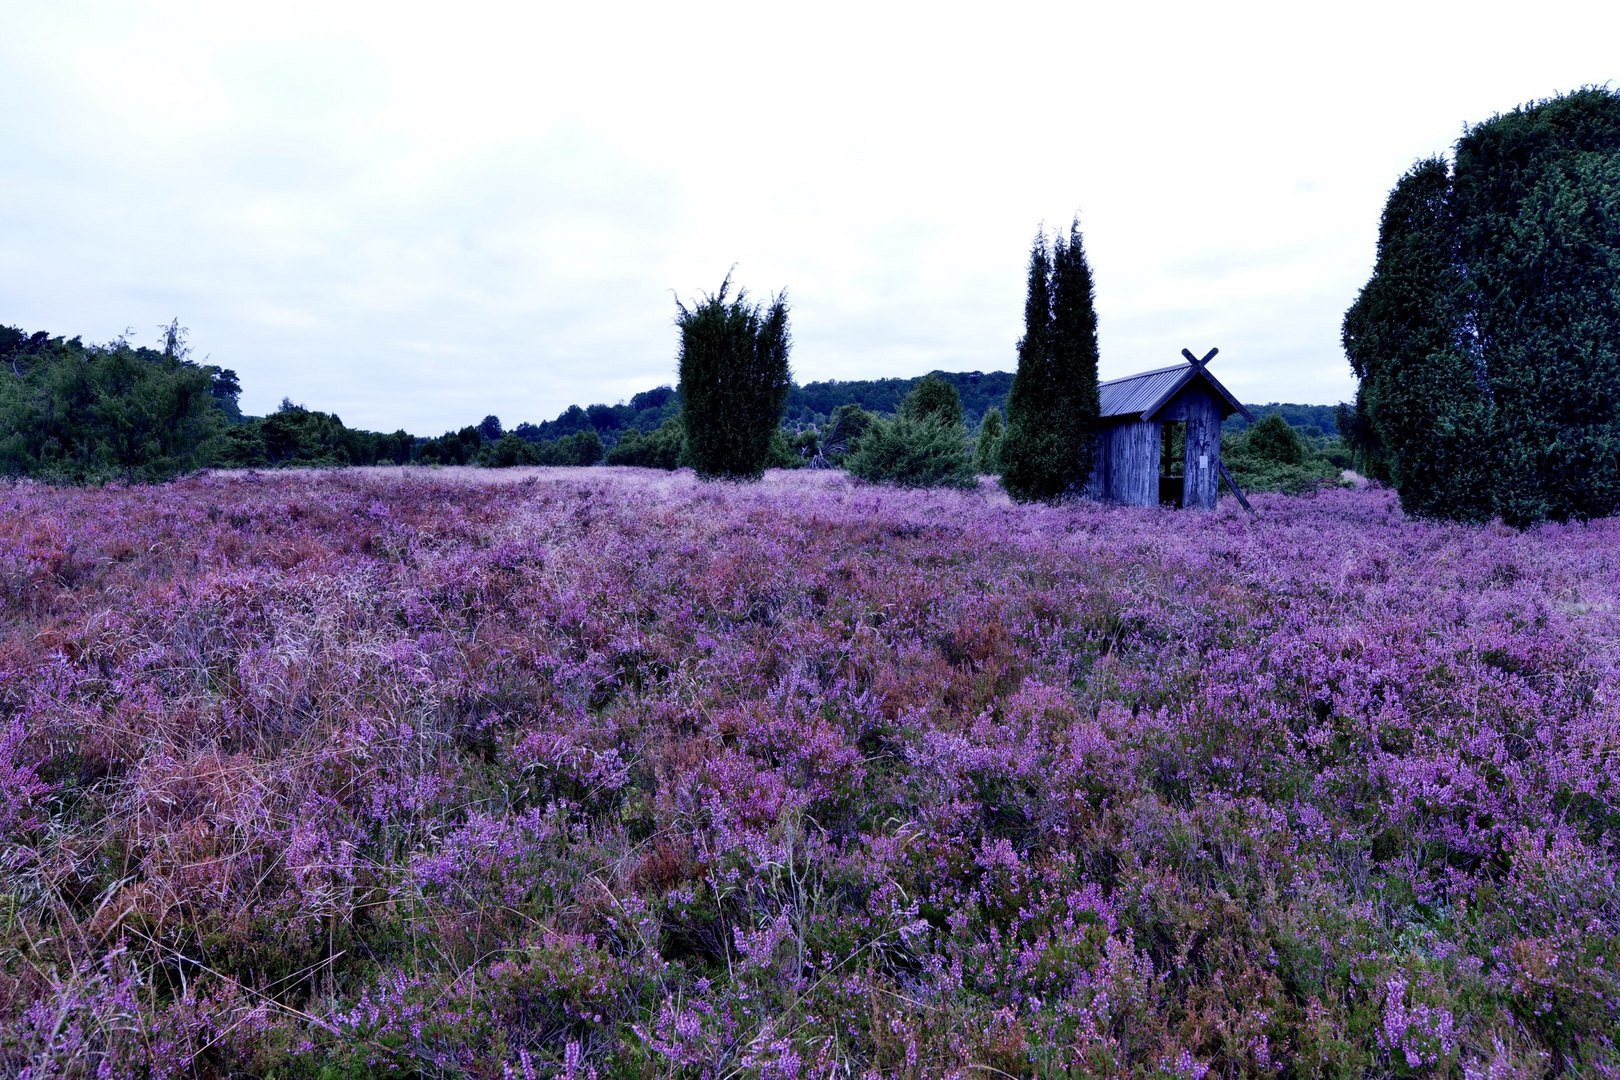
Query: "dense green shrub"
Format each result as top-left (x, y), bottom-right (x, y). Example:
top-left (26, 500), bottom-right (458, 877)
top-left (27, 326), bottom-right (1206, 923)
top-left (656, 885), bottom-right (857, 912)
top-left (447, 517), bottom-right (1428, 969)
top-left (676, 276), bottom-right (793, 480)
top-left (0, 325), bottom-right (234, 482)
top-left (215, 402), bottom-right (415, 468)
top-left (762, 427), bottom-right (819, 469)
top-left (901, 374), bottom-right (964, 427)
top-left (1223, 413), bottom-right (1342, 494)
top-left (1342, 159), bottom-right (1493, 521)
top-left (844, 416), bottom-right (976, 489)
top-left (1001, 220), bottom-right (1101, 502)
top-left (1243, 412), bottom-right (1307, 465)
top-left (1345, 88), bottom-right (1620, 524)
top-left (844, 380), bottom-right (974, 488)
top-left (1456, 88), bottom-right (1620, 524)
top-left (605, 417), bottom-right (686, 469)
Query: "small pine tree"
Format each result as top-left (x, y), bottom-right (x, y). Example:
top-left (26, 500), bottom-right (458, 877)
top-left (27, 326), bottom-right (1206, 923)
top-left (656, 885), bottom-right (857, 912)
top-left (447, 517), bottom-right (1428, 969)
top-left (844, 379), bottom-right (974, 488)
top-left (973, 407), bottom-right (1004, 474)
top-left (676, 274), bottom-right (793, 480)
top-left (1243, 413), bottom-right (1308, 465)
top-left (843, 416), bottom-right (975, 489)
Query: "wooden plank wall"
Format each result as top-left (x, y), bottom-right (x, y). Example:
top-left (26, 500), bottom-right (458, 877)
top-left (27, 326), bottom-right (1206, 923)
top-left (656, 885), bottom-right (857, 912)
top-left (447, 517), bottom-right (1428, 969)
top-left (1107, 419), bottom-right (1160, 506)
top-left (1180, 389), bottom-right (1221, 510)
top-left (1084, 432), bottom-right (1109, 500)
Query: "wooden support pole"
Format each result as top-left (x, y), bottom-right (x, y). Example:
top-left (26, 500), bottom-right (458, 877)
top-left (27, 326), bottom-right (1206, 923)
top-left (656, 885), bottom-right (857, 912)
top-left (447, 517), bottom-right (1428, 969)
top-left (1217, 461), bottom-right (1255, 515)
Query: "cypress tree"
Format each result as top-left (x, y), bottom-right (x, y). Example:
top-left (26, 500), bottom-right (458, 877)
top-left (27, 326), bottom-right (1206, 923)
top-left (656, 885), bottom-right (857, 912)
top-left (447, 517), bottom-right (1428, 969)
top-left (1049, 219), bottom-right (1102, 488)
top-left (1000, 222), bottom-right (1102, 502)
top-left (676, 275), bottom-right (793, 480)
top-left (999, 232), bottom-right (1065, 501)
top-left (1342, 159), bottom-right (1494, 521)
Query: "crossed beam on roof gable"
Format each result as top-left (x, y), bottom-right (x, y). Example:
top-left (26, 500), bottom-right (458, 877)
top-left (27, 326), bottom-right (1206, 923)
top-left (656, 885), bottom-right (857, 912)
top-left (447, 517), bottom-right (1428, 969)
top-left (1181, 347), bottom-right (1218, 370)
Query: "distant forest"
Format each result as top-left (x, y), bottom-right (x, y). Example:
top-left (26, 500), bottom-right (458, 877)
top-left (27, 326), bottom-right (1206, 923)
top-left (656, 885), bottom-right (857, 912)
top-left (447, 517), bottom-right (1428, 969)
top-left (0, 321), bottom-right (1340, 479)
top-left (511, 372), bottom-right (1340, 445)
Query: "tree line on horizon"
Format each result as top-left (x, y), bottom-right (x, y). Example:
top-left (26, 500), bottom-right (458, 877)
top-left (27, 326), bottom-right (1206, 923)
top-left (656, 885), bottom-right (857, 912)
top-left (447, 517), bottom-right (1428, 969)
top-left (0, 315), bottom-right (1342, 488)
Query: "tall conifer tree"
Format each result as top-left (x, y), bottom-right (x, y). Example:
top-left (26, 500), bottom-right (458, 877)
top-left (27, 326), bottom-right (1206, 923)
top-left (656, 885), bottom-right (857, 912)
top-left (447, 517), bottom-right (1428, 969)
top-left (676, 275), bottom-right (792, 480)
top-left (1001, 223), bottom-right (1101, 502)
top-left (1049, 220), bottom-right (1101, 488)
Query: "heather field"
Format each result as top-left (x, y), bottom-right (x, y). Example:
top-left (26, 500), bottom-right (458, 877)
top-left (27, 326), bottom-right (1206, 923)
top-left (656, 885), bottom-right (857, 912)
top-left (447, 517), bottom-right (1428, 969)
top-left (3, 468), bottom-right (1619, 1080)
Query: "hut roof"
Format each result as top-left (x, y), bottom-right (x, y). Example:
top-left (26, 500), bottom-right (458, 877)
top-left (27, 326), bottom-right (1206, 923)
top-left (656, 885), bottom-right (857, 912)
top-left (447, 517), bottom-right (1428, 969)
top-left (1097, 359), bottom-right (1254, 424)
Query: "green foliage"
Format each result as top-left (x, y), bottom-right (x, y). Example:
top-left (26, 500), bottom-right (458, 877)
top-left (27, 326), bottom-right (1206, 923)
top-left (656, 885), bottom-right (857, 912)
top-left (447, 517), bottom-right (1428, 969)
top-left (1000, 220), bottom-right (1101, 503)
top-left (900, 375), bottom-right (963, 427)
top-left (415, 425), bottom-right (485, 466)
top-left (605, 417), bottom-right (685, 469)
top-left (216, 402), bottom-right (415, 468)
top-left (1343, 158), bottom-right (1493, 521)
top-left (1455, 88), bottom-right (1620, 524)
top-left (1222, 413), bottom-right (1342, 495)
top-left (513, 387), bottom-right (681, 446)
top-left (1335, 394), bottom-right (1388, 481)
top-left (843, 415), bottom-right (976, 489)
top-left (762, 427), bottom-right (797, 469)
top-left (973, 407), bottom-right (1004, 474)
top-left (824, 404), bottom-right (873, 458)
top-left (676, 275), bottom-right (793, 480)
top-left (784, 370), bottom-right (1013, 430)
top-left (527, 428), bottom-right (603, 466)
top-left (1224, 402), bottom-right (1343, 437)
top-left (762, 426), bottom-right (818, 469)
top-left (1244, 413), bottom-right (1307, 465)
top-left (844, 381), bottom-right (975, 488)
top-left (489, 433), bottom-right (529, 467)
top-left (1048, 221), bottom-right (1102, 479)
top-left (1346, 88), bottom-right (1620, 524)
top-left (0, 324), bottom-right (233, 482)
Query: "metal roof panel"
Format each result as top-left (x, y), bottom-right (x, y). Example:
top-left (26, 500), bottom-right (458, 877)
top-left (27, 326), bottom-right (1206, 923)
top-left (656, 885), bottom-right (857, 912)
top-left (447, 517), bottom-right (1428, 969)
top-left (1098, 365), bottom-right (1190, 418)
top-left (1098, 359), bottom-right (1255, 423)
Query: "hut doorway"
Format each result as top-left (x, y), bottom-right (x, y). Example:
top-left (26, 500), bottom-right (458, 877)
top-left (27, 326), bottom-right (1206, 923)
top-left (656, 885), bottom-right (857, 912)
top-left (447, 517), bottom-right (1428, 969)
top-left (1159, 421), bottom-right (1184, 507)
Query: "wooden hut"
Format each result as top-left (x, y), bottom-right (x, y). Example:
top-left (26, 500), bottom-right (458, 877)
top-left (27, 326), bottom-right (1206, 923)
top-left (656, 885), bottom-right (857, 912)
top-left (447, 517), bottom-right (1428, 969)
top-left (1085, 348), bottom-right (1254, 510)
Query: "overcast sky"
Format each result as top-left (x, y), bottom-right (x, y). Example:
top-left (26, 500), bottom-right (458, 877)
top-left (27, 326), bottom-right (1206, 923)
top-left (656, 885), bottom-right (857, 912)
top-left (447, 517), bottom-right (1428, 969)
top-left (3, 1), bottom-right (1617, 433)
